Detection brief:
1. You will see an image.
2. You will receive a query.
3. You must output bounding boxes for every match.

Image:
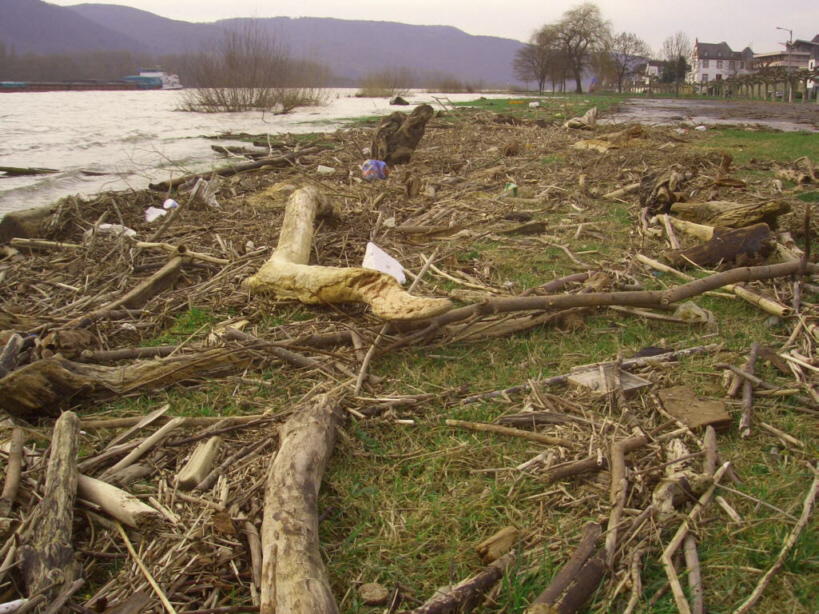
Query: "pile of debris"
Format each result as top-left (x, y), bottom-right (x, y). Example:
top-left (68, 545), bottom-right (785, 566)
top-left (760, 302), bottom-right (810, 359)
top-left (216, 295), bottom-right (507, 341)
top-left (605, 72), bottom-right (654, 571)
top-left (0, 101), bottom-right (816, 613)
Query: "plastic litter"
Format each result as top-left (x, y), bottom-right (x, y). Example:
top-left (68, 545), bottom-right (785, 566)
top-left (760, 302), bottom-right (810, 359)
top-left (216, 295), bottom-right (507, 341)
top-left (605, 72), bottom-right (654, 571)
top-left (362, 242), bottom-right (406, 284)
top-left (163, 198), bottom-right (180, 209)
top-left (503, 182), bottom-right (518, 197)
top-left (528, 101), bottom-right (540, 108)
top-left (695, 125), bottom-right (707, 131)
top-left (144, 206), bottom-right (168, 223)
top-left (83, 223), bottom-right (136, 241)
top-left (361, 159), bottom-right (389, 181)
top-left (317, 165), bottom-right (335, 175)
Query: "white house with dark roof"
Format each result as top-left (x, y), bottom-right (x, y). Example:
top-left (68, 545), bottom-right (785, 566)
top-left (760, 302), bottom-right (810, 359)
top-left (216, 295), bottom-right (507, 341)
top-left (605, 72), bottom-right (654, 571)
top-left (688, 40), bottom-right (754, 85)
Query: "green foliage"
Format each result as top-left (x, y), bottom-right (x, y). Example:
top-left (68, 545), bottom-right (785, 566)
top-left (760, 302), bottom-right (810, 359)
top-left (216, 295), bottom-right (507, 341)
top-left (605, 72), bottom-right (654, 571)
top-left (694, 128), bottom-right (819, 163)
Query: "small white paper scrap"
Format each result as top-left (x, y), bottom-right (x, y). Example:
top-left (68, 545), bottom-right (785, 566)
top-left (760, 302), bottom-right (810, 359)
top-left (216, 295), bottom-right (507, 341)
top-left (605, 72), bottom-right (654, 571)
top-left (144, 206), bottom-right (167, 223)
top-left (362, 242), bottom-right (406, 284)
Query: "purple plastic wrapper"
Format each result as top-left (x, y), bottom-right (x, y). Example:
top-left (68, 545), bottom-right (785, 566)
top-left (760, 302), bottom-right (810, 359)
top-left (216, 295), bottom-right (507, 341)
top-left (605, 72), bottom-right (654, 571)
top-left (361, 159), bottom-right (389, 181)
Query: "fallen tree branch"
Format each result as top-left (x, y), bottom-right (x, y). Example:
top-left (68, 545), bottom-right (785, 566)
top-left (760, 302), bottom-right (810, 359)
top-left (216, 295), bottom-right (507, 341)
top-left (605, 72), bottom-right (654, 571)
top-left (260, 393), bottom-right (341, 614)
top-left (400, 552), bottom-right (515, 614)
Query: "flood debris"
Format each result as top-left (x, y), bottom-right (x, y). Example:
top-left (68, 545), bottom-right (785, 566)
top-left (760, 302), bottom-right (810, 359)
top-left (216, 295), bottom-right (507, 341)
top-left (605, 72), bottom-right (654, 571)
top-left (0, 98), bottom-right (816, 614)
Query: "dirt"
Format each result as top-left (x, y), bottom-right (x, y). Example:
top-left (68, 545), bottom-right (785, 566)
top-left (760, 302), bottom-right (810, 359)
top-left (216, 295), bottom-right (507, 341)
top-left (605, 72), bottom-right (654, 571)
top-left (605, 97), bottom-right (819, 132)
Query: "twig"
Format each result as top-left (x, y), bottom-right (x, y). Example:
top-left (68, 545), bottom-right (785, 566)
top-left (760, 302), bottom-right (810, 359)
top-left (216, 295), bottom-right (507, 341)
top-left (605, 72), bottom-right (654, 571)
top-left (115, 522), bottom-right (177, 614)
top-left (739, 342), bottom-right (760, 438)
top-left (731, 467), bottom-right (818, 614)
top-left (684, 535), bottom-right (704, 614)
top-left (445, 419), bottom-right (574, 448)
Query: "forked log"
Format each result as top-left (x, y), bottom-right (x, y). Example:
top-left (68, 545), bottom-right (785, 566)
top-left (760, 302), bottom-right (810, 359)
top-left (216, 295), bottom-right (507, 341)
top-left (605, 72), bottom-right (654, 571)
top-left (19, 411), bottom-right (81, 607)
top-left (260, 393), bottom-right (341, 614)
top-left (243, 186), bottom-right (451, 320)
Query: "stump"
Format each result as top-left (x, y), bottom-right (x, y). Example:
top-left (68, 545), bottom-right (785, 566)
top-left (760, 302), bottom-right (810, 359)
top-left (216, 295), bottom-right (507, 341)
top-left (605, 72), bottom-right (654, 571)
top-left (371, 104), bottom-right (434, 165)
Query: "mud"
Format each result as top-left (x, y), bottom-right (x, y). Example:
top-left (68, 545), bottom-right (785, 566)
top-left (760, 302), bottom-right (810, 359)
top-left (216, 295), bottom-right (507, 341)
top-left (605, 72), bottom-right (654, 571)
top-left (605, 97), bottom-right (819, 132)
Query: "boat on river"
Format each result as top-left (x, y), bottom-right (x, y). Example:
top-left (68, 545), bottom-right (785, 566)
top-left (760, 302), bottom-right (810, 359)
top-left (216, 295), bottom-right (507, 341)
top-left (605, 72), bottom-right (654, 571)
top-left (123, 69), bottom-right (183, 90)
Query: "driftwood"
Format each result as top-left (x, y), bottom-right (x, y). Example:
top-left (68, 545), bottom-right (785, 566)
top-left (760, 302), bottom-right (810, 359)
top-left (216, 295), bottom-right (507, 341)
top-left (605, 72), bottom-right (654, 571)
top-left (527, 522), bottom-right (601, 612)
top-left (0, 166), bottom-right (58, 176)
top-left (670, 200), bottom-right (790, 228)
top-left (475, 526), bottom-right (519, 563)
top-left (148, 147), bottom-right (320, 192)
top-left (260, 393), bottom-right (341, 614)
top-left (667, 224), bottom-right (774, 268)
top-left (0, 428), bottom-right (24, 521)
top-left (400, 552), bottom-right (515, 614)
top-left (0, 203), bottom-right (59, 244)
top-left (0, 333), bottom-right (24, 379)
top-left (77, 475), bottom-right (163, 530)
top-left (176, 436), bottom-right (222, 490)
top-left (0, 349), bottom-right (253, 418)
top-left (371, 104), bottom-right (435, 165)
top-left (19, 411), bottom-right (81, 607)
top-left (243, 185), bottom-right (451, 320)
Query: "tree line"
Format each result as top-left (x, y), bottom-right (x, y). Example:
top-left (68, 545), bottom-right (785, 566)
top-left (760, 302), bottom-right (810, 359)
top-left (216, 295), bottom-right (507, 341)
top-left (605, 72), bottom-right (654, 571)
top-left (513, 2), bottom-right (692, 94)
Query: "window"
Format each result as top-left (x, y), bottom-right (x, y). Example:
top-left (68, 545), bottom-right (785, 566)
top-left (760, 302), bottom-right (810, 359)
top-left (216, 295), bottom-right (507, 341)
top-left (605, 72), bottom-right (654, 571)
top-left (729, 60), bottom-right (735, 69)
top-left (702, 74), bottom-right (709, 82)
top-left (739, 61), bottom-right (744, 69)
top-left (717, 60), bottom-right (723, 68)
top-left (716, 74), bottom-right (722, 80)
top-left (702, 59), bottom-right (710, 68)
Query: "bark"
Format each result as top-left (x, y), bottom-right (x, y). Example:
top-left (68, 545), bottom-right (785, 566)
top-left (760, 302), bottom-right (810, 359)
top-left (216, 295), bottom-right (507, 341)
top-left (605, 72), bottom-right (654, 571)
top-left (176, 436), bottom-right (223, 490)
top-left (528, 523), bottom-right (601, 609)
top-left (667, 224), bottom-right (774, 268)
top-left (371, 105), bottom-right (435, 165)
top-left (260, 393), bottom-right (341, 614)
top-left (670, 200), bottom-right (790, 229)
top-left (20, 411), bottom-right (81, 606)
top-left (400, 552), bottom-right (515, 614)
top-left (0, 428), bottom-right (24, 520)
top-left (243, 186), bottom-right (451, 321)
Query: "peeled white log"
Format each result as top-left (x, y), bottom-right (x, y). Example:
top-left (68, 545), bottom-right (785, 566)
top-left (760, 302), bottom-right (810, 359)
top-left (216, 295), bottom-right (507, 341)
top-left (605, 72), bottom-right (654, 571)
top-left (243, 186), bottom-right (451, 321)
top-left (77, 475), bottom-right (162, 530)
top-left (176, 436), bottom-right (222, 491)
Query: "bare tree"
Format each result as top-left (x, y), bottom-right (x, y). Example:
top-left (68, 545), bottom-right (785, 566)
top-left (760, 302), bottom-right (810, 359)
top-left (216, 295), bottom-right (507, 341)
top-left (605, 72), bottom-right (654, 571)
top-left (608, 32), bottom-right (651, 93)
top-left (554, 2), bottom-right (611, 93)
top-left (514, 26), bottom-right (562, 93)
top-left (662, 31), bottom-right (692, 94)
top-left (180, 21), bottom-right (327, 113)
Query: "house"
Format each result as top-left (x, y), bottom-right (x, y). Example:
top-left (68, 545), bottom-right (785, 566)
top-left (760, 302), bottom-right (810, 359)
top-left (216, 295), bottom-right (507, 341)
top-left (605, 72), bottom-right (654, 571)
top-left (787, 34), bottom-right (819, 61)
top-left (688, 40), bottom-right (754, 85)
top-left (752, 50), bottom-right (811, 70)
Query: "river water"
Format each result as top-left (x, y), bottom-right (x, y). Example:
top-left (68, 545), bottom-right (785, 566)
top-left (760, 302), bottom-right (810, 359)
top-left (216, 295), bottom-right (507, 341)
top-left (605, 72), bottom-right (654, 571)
top-left (0, 88), bottom-right (504, 215)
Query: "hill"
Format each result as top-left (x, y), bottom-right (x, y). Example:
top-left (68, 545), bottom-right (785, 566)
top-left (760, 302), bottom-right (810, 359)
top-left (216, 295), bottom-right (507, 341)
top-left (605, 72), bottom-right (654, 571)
top-left (2, 1), bottom-right (524, 86)
top-left (0, 0), bottom-right (144, 54)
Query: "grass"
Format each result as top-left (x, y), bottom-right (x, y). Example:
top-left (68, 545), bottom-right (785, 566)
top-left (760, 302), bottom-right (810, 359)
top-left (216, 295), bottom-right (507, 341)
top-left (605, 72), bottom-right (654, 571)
top-left (693, 127), bottom-right (819, 164)
top-left (452, 93), bottom-right (630, 121)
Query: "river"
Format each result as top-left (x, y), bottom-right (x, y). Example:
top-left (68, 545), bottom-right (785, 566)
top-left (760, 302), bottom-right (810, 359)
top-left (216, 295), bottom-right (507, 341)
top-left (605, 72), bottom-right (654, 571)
top-left (0, 88), bottom-right (505, 215)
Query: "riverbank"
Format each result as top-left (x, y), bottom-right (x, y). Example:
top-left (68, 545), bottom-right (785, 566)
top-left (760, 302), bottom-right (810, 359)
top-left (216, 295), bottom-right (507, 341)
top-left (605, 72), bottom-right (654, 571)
top-left (0, 99), bottom-right (816, 613)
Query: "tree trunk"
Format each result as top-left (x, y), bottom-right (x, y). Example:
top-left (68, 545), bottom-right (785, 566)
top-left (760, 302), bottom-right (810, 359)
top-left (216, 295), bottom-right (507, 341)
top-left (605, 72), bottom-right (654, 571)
top-left (260, 393), bottom-right (341, 614)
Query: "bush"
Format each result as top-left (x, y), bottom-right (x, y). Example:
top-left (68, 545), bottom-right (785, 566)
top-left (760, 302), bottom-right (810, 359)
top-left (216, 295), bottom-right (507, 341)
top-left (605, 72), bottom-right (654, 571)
top-left (179, 23), bottom-right (329, 113)
top-left (355, 67), bottom-right (414, 98)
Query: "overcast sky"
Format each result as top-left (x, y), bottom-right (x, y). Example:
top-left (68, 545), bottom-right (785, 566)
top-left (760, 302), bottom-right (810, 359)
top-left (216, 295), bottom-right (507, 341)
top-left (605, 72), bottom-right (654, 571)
top-left (52, 0), bottom-right (818, 55)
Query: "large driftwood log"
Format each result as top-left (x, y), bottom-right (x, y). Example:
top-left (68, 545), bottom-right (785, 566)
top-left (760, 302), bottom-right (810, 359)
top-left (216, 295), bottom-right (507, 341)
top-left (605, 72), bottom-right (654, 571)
top-left (19, 411), bottom-right (81, 608)
top-left (670, 200), bottom-right (790, 228)
top-left (260, 393), bottom-right (341, 614)
top-left (371, 104), bottom-right (435, 165)
top-left (243, 186), bottom-right (451, 320)
top-left (667, 223), bottom-right (774, 268)
top-left (0, 349), bottom-right (253, 418)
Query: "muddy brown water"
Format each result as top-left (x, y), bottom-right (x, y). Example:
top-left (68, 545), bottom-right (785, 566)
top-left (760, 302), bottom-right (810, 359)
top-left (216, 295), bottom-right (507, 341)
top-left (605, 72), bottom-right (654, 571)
top-left (604, 97), bottom-right (819, 132)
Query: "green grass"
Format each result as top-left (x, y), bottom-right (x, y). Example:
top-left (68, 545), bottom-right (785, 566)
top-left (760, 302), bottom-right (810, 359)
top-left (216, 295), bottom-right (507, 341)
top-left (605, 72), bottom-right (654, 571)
top-left (694, 127), bottom-right (819, 164)
top-left (452, 93), bottom-right (629, 121)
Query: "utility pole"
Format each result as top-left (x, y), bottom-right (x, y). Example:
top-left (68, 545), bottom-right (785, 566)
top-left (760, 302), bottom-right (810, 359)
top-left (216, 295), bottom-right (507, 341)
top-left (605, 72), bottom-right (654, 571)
top-left (776, 26), bottom-right (794, 102)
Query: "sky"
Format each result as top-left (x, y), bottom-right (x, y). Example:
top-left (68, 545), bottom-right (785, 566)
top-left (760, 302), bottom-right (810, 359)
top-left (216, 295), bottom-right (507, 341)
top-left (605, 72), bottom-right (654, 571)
top-left (50, 0), bottom-right (819, 56)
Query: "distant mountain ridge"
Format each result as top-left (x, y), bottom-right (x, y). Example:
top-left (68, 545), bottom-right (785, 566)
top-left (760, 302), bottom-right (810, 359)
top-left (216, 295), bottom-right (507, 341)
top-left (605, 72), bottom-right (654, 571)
top-left (0, 0), bottom-right (524, 86)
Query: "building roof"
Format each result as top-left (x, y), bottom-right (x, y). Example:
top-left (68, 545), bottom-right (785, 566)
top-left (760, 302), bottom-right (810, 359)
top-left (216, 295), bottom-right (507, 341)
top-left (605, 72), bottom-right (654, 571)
top-left (694, 41), bottom-right (753, 60)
